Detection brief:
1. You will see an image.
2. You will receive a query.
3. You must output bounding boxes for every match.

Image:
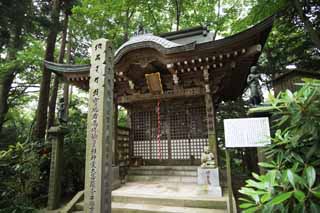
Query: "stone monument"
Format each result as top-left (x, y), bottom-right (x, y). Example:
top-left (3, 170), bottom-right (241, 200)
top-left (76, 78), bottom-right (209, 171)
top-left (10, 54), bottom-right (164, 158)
top-left (197, 146), bottom-right (222, 197)
top-left (84, 39), bottom-right (114, 213)
top-left (201, 146), bottom-right (216, 168)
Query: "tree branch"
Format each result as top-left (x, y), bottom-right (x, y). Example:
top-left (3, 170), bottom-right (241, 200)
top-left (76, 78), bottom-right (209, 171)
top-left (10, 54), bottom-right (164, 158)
top-left (293, 0), bottom-right (320, 49)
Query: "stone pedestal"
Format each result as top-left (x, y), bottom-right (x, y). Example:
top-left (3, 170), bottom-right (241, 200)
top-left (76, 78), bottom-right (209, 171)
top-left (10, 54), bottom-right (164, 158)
top-left (47, 126), bottom-right (68, 210)
top-left (197, 167), bottom-right (222, 197)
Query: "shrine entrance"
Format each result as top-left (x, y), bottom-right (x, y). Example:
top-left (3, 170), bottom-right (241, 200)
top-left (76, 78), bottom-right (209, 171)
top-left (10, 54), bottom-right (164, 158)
top-left (131, 98), bottom-right (208, 165)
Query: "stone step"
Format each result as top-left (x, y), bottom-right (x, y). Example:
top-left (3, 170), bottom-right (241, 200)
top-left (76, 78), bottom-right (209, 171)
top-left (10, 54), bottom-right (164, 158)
top-left (129, 166), bottom-right (198, 171)
top-left (127, 175), bottom-right (197, 183)
top-left (112, 202), bottom-right (227, 213)
top-left (128, 169), bottom-right (197, 176)
top-left (112, 193), bottom-right (227, 209)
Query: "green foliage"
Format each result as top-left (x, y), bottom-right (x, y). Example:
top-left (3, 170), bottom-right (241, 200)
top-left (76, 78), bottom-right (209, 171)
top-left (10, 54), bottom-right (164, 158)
top-left (0, 140), bottom-right (49, 212)
top-left (61, 95), bottom-right (87, 194)
top-left (70, 0), bottom-right (251, 56)
top-left (239, 80), bottom-right (320, 212)
top-left (232, 0), bottom-right (320, 79)
top-left (118, 107), bottom-right (128, 128)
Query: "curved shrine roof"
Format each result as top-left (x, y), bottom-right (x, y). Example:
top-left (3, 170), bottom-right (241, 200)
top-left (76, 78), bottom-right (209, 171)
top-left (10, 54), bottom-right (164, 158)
top-left (115, 34), bottom-right (184, 55)
top-left (114, 34), bottom-right (195, 63)
top-left (45, 15), bottom-right (275, 103)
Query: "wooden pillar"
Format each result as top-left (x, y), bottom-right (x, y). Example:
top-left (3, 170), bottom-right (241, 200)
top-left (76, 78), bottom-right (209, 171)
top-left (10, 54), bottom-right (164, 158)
top-left (47, 126), bottom-right (68, 210)
top-left (84, 39), bottom-right (114, 213)
top-left (203, 68), bottom-right (219, 167)
top-left (126, 107), bottom-right (134, 162)
top-left (114, 101), bottom-right (119, 165)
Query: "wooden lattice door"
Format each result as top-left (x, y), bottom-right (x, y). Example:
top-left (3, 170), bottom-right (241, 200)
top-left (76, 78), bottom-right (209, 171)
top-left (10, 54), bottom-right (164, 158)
top-left (131, 99), bottom-right (208, 165)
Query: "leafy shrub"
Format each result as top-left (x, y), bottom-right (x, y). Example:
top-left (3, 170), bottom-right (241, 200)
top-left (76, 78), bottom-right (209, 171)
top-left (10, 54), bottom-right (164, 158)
top-left (239, 79), bottom-right (320, 212)
top-left (61, 99), bottom-right (87, 195)
top-left (0, 140), bottom-right (50, 212)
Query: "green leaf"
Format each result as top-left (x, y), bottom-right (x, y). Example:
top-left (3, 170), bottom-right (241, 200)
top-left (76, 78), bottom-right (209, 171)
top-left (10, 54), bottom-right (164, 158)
top-left (311, 186), bottom-right (320, 198)
top-left (291, 153), bottom-right (304, 164)
top-left (252, 172), bottom-right (261, 181)
top-left (269, 191), bottom-right (293, 205)
top-left (240, 203), bottom-right (256, 209)
top-left (305, 166), bottom-right (316, 188)
top-left (293, 190), bottom-right (305, 202)
top-left (261, 193), bottom-right (271, 203)
top-left (243, 206), bottom-right (260, 213)
top-left (246, 179), bottom-right (267, 190)
top-left (258, 162), bottom-right (276, 169)
top-left (239, 197), bottom-right (254, 203)
top-left (287, 169), bottom-right (296, 189)
top-left (239, 187), bottom-right (266, 196)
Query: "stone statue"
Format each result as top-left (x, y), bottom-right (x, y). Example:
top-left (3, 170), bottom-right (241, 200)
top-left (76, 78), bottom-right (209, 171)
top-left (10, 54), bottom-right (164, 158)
top-left (247, 66), bottom-right (263, 105)
top-left (201, 146), bottom-right (216, 168)
top-left (57, 97), bottom-right (67, 124)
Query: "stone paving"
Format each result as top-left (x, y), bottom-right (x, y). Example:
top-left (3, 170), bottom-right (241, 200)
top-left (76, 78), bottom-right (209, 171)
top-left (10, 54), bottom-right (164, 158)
top-left (113, 181), bottom-right (226, 200)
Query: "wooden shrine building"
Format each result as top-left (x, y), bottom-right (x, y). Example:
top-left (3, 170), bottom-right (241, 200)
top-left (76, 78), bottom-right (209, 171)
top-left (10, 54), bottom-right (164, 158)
top-left (45, 16), bottom-right (274, 167)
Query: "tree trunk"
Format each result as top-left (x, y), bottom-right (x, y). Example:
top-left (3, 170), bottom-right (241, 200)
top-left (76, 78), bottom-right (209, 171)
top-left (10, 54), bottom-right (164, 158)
top-left (0, 73), bottom-right (15, 133)
top-left (63, 22), bottom-right (72, 120)
top-left (47, 12), bottom-right (69, 128)
top-left (293, 0), bottom-right (320, 49)
top-left (174, 0), bottom-right (181, 31)
top-left (0, 26), bottom-right (22, 133)
top-left (33, 0), bottom-right (61, 139)
top-left (213, 0), bottom-right (221, 40)
top-left (123, 8), bottom-right (130, 42)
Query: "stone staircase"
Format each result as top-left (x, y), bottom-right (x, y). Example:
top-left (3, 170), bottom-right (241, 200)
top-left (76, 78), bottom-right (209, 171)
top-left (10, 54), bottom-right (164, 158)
top-left (127, 165), bottom-right (198, 183)
top-left (67, 166), bottom-right (232, 213)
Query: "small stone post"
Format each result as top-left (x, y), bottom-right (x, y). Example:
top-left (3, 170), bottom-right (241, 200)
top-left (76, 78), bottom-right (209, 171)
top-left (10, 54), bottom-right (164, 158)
top-left (84, 39), bottom-right (114, 213)
top-left (47, 126), bottom-right (68, 210)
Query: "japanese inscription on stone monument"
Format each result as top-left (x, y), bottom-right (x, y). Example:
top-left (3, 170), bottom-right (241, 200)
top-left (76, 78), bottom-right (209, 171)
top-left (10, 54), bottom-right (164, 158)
top-left (84, 39), bottom-right (114, 213)
top-left (224, 117), bottom-right (271, 148)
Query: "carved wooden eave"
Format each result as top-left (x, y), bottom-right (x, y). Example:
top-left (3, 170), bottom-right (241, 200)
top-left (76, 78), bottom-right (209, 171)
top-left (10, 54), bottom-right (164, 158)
top-left (44, 60), bottom-right (90, 90)
top-left (44, 15), bottom-right (274, 104)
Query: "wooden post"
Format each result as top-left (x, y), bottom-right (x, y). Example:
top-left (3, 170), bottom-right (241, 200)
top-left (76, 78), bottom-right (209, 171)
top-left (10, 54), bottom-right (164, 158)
top-left (225, 149), bottom-right (234, 213)
top-left (203, 68), bottom-right (219, 166)
top-left (114, 101), bottom-right (119, 165)
top-left (84, 39), bottom-right (114, 213)
top-left (47, 126), bottom-right (68, 210)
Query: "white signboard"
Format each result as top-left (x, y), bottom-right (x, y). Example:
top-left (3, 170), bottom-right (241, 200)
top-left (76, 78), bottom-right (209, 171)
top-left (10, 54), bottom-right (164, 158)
top-left (224, 117), bottom-right (271, 148)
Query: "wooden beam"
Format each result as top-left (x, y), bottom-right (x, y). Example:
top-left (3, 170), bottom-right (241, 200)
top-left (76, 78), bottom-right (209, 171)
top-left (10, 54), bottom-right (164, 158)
top-left (117, 87), bottom-right (205, 104)
top-left (244, 44), bottom-right (262, 56)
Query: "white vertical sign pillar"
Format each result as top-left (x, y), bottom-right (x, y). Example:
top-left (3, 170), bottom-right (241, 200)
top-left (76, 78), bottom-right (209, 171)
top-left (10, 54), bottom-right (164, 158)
top-left (84, 39), bottom-right (114, 213)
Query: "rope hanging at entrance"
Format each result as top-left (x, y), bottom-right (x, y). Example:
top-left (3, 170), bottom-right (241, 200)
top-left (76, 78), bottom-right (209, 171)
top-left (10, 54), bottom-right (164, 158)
top-left (157, 98), bottom-right (162, 160)
top-left (144, 72), bottom-right (163, 160)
